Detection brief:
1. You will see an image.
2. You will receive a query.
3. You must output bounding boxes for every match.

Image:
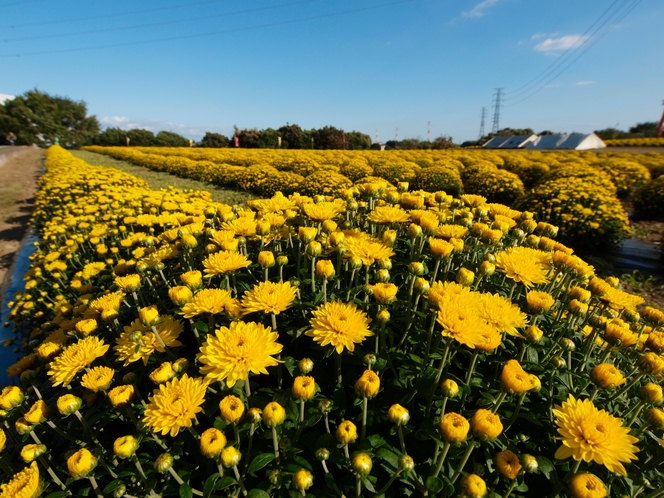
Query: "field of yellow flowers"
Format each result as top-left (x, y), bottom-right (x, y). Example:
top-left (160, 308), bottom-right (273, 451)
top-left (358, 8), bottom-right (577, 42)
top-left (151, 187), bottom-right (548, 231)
top-left (83, 145), bottom-right (664, 249)
top-left (1, 145), bottom-right (664, 498)
top-left (606, 138), bottom-right (664, 148)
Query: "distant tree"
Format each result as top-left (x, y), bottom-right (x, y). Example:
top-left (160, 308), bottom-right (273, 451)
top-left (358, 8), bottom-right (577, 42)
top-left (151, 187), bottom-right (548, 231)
top-left (312, 126), bottom-right (346, 149)
top-left (199, 132), bottom-right (229, 148)
top-left (496, 127), bottom-right (534, 136)
top-left (346, 131), bottom-right (372, 150)
top-left (93, 127), bottom-right (128, 146)
top-left (278, 124), bottom-right (306, 149)
top-left (0, 89), bottom-right (99, 147)
top-left (431, 135), bottom-right (456, 149)
top-left (594, 128), bottom-right (628, 140)
top-left (126, 128), bottom-right (157, 146)
top-left (628, 122), bottom-right (658, 137)
top-left (233, 126), bottom-right (261, 148)
top-left (461, 140), bottom-right (481, 147)
top-left (258, 128), bottom-right (281, 148)
top-left (539, 130), bottom-right (564, 136)
top-left (155, 130), bottom-right (189, 147)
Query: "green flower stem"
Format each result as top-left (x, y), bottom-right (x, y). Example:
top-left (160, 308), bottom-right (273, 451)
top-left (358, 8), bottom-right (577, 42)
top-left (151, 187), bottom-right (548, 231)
top-left (132, 454), bottom-right (147, 479)
top-left (418, 311), bottom-right (438, 365)
top-left (361, 396), bottom-right (368, 441)
top-left (397, 426), bottom-right (406, 454)
top-left (373, 469), bottom-right (402, 497)
top-left (167, 466), bottom-right (204, 496)
top-left (344, 443), bottom-right (351, 462)
top-left (426, 338), bottom-right (453, 417)
top-left (263, 268), bottom-right (269, 282)
top-left (88, 475), bottom-right (103, 498)
top-left (241, 423), bottom-right (256, 478)
top-left (607, 373), bottom-right (645, 404)
top-left (150, 325), bottom-right (176, 360)
top-left (626, 400), bottom-right (646, 428)
top-left (432, 441), bottom-right (451, 478)
top-left (233, 465), bottom-right (248, 497)
top-left (300, 400), bottom-right (306, 424)
top-left (37, 455), bottom-right (68, 492)
top-left (503, 392), bottom-right (527, 432)
top-left (356, 475), bottom-right (362, 498)
top-left (567, 351), bottom-right (574, 391)
top-left (503, 478), bottom-right (518, 498)
top-left (450, 441), bottom-right (476, 484)
top-left (324, 412), bottom-right (331, 434)
top-left (633, 322), bottom-right (648, 352)
top-left (234, 424), bottom-right (241, 447)
top-left (336, 352), bottom-right (343, 385)
top-left (323, 278), bottom-right (328, 303)
top-left (272, 426), bottom-right (281, 463)
top-left (311, 256), bottom-right (316, 293)
top-left (430, 258), bottom-right (441, 285)
top-left (492, 392), bottom-right (508, 414)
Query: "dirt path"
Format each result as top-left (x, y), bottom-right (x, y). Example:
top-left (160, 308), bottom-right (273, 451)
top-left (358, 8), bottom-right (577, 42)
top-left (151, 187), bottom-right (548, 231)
top-left (0, 146), bottom-right (43, 290)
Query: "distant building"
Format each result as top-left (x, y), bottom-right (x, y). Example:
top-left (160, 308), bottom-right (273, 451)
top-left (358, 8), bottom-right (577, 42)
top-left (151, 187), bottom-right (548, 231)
top-left (483, 133), bottom-right (606, 150)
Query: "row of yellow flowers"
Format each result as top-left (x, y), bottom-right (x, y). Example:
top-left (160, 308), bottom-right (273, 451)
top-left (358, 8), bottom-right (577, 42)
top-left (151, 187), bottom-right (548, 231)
top-left (606, 138), bottom-right (664, 148)
top-left (1, 145), bottom-right (664, 498)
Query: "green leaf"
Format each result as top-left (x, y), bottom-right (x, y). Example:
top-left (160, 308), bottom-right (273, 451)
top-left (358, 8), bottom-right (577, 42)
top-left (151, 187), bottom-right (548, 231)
top-left (376, 447), bottom-right (399, 470)
top-left (536, 456), bottom-right (555, 479)
top-left (193, 320), bottom-right (209, 332)
top-left (203, 473), bottom-right (220, 497)
top-left (216, 477), bottom-right (236, 490)
top-left (526, 346), bottom-right (539, 364)
top-left (248, 453), bottom-right (276, 475)
top-left (247, 490), bottom-right (270, 498)
top-left (426, 476), bottom-right (444, 494)
top-left (102, 479), bottom-right (125, 494)
top-left (293, 454), bottom-right (313, 470)
top-left (179, 483), bottom-right (193, 498)
top-left (362, 476), bottom-right (376, 493)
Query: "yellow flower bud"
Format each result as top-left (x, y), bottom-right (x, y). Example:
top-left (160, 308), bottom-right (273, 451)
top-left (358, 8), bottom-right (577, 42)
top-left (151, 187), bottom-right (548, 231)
top-left (173, 358), bottom-right (189, 373)
top-left (298, 227), bottom-right (318, 243)
top-left (306, 241), bottom-right (322, 257)
top-left (456, 268), bottom-right (475, 286)
top-left (461, 474), bottom-right (487, 498)
top-left (57, 394), bottom-right (83, 415)
top-left (154, 453), bottom-right (174, 473)
top-left (440, 412), bottom-right (470, 444)
top-left (591, 363), bottom-right (626, 390)
top-left (219, 395), bottom-right (245, 423)
top-left (293, 376), bottom-right (316, 401)
top-left (181, 270), bottom-right (203, 290)
top-left (24, 400), bottom-right (49, 425)
top-left (525, 325), bottom-right (543, 344)
top-left (247, 407), bottom-right (262, 424)
top-left (352, 452), bottom-right (373, 476)
top-left (441, 378), bottom-right (459, 398)
top-left (496, 450), bottom-right (522, 479)
top-left (0, 385), bottom-right (24, 410)
top-left (262, 401), bottom-right (286, 427)
top-left (20, 443), bottom-right (46, 463)
top-left (75, 318), bottom-right (98, 336)
top-left (220, 446), bottom-right (242, 468)
top-left (298, 358), bottom-right (314, 375)
top-left (501, 360), bottom-right (538, 395)
top-left (315, 259), bottom-right (335, 279)
top-left (67, 448), bottom-right (98, 478)
top-left (478, 261), bottom-right (495, 277)
top-left (15, 417), bottom-right (33, 435)
top-left (139, 305), bottom-right (159, 326)
top-left (149, 362), bottom-right (175, 384)
top-left (382, 230), bottom-right (397, 246)
top-left (376, 309), bottom-right (390, 323)
top-left (258, 251), bottom-right (276, 268)
top-left (355, 370), bottom-right (380, 398)
top-left (200, 428), bottom-right (227, 458)
top-left (471, 409), bottom-right (503, 442)
top-left (569, 473), bottom-right (607, 498)
top-left (113, 435), bottom-right (139, 459)
top-left (371, 283), bottom-right (398, 305)
top-left (169, 286), bottom-right (193, 306)
top-left (387, 404), bottom-right (410, 426)
top-left (293, 468), bottom-right (314, 491)
top-left (336, 420), bottom-right (358, 445)
top-left (640, 382), bottom-right (663, 405)
top-left (407, 224), bottom-right (423, 239)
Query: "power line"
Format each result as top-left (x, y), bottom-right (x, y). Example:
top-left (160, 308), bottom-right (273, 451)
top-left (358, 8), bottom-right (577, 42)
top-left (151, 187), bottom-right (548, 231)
top-left (504, 0), bottom-right (624, 100)
top-left (0, 0), bottom-right (416, 58)
top-left (2, 0), bottom-right (320, 43)
top-left (506, 0), bottom-right (642, 108)
top-left (0, 0), bottom-right (230, 30)
top-left (478, 107), bottom-right (486, 139)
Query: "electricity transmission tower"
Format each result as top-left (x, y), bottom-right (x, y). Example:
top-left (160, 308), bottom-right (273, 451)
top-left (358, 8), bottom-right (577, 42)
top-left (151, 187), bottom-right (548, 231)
top-left (478, 107), bottom-right (486, 139)
top-left (492, 88), bottom-right (504, 134)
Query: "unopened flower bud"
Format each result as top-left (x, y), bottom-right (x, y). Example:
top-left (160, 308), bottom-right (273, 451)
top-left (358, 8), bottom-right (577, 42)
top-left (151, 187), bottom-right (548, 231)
top-left (57, 394), bottom-right (82, 416)
top-left (113, 435), bottom-right (139, 459)
top-left (456, 268), bottom-right (474, 286)
top-left (441, 378), bottom-right (459, 398)
top-left (409, 262), bottom-right (425, 276)
top-left (478, 261), bottom-right (495, 277)
top-left (315, 259), bottom-right (335, 279)
top-left (263, 402), bottom-right (286, 427)
top-left (376, 309), bottom-right (390, 324)
top-left (382, 230), bottom-right (397, 246)
top-left (268, 469), bottom-right (282, 486)
top-left (559, 338), bottom-right (576, 351)
top-left (173, 358), bottom-right (189, 373)
top-left (376, 269), bottom-right (391, 283)
top-left (20, 443), bottom-right (46, 463)
top-left (113, 484), bottom-right (127, 498)
top-left (398, 454), bottom-right (415, 472)
top-left (315, 448), bottom-right (330, 461)
top-left (293, 468), bottom-right (314, 491)
top-left (306, 241), bottom-right (322, 257)
top-left (387, 404), bottom-right (410, 426)
top-left (258, 251), bottom-right (276, 268)
top-left (414, 277), bottom-right (430, 295)
top-left (377, 258), bottom-right (392, 270)
top-left (551, 356), bottom-right (566, 369)
top-left (220, 446), bottom-right (241, 468)
top-left (525, 325), bottom-right (543, 344)
top-left (520, 454), bottom-right (538, 473)
top-left (298, 358), bottom-right (314, 375)
top-left (318, 399), bottom-right (332, 414)
top-left (407, 224), bottom-right (422, 239)
top-left (352, 452), bottom-right (373, 476)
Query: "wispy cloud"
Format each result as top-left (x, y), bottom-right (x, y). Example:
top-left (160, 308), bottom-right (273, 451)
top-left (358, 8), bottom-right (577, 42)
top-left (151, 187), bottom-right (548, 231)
top-left (0, 93), bottom-right (15, 104)
top-left (99, 116), bottom-right (220, 139)
top-left (531, 33), bottom-right (547, 40)
top-left (534, 34), bottom-right (590, 52)
top-left (462, 0), bottom-right (500, 18)
top-left (575, 81), bottom-right (595, 86)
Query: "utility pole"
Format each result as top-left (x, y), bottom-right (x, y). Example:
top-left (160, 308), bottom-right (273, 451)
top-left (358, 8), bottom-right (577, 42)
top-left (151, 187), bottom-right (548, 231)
top-left (478, 107), bottom-right (486, 139)
top-left (395, 127), bottom-right (399, 141)
top-left (427, 121), bottom-right (431, 142)
top-left (375, 129), bottom-right (379, 144)
top-left (492, 88), bottom-right (503, 134)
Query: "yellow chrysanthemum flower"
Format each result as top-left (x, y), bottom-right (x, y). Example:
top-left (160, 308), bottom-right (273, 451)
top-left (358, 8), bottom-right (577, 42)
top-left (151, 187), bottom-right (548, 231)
top-left (306, 301), bottom-right (374, 354)
top-left (143, 374), bottom-right (208, 437)
top-left (80, 366), bottom-right (114, 392)
top-left (203, 251), bottom-right (251, 276)
top-left (342, 236), bottom-right (395, 267)
top-left (479, 293), bottom-right (528, 338)
top-left (436, 292), bottom-right (500, 350)
top-left (496, 450), bottom-right (522, 480)
top-left (569, 473), bottom-right (607, 498)
top-left (47, 336), bottom-right (109, 387)
top-left (494, 246), bottom-right (551, 288)
top-left (198, 321), bottom-right (283, 387)
top-left (303, 201), bottom-right (345, 221)
top-left (0, 461), bottom-right (41, 498)
top-left (114, 316), bottom-right (184, 366)
top-left (179, 289), bottom-right (232, 319)
top-left (367, 205), bottom-right (411, 224)
top-left (241, 280), bottom-right (297, 316)
top-left (553, 395), bottom-right (639, 476)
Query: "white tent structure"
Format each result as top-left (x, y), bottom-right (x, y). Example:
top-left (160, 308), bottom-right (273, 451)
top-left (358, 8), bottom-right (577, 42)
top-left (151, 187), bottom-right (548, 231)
top-left (483, 134), bottom-right (538, 149)
top-left (524, 133), bottom-right (606, 150)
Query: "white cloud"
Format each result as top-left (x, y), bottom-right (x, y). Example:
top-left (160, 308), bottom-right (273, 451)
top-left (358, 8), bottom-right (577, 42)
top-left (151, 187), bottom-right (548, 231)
top-left (575, 81), bottom-right (595, 86)
top-left (462, 0), bottom-right (500, 18)
top-left (531, 33), bottom-right (547, 40)
top-left (534, 34), bottom-right (590, 52)
top-left (99, 116), bottom-right (213, 139)
top-left (0, 93), bottom-right (15, 104)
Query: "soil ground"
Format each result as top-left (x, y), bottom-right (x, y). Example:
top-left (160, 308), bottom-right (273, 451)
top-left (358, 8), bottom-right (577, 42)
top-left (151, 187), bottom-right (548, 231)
top-left (0, 146), bottom-right (43, 292)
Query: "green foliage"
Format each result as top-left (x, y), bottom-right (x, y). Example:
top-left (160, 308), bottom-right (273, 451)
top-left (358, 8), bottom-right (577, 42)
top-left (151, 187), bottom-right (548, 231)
top-left (0, 89), bottom-right (99, 147)
top-left (199, 132), bottom-right (230, 148)
top-left (633, 175), bottom-right (664, 220)
top-left (155, 130), bottom-right (190, 147)
top-left (126, 128), bottom-right (157, 146)
top-left (93, 127), bottom-right (129, 146)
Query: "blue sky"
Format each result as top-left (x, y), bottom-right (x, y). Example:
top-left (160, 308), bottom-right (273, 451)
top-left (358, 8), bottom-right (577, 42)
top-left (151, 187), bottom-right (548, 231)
top-left (1, 0), bottom-right (662, 143)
